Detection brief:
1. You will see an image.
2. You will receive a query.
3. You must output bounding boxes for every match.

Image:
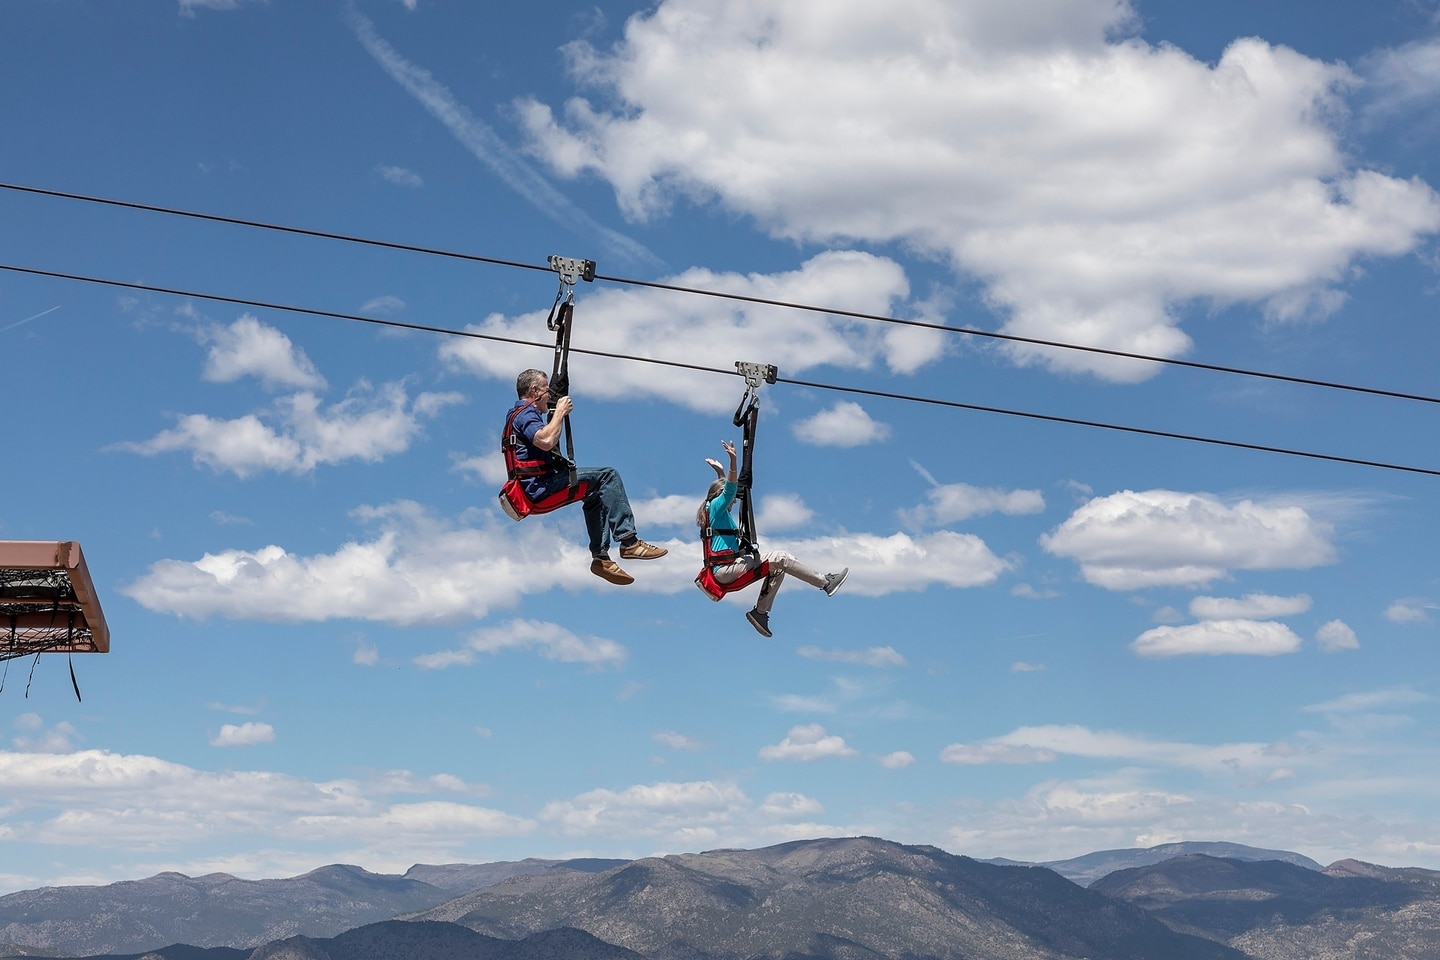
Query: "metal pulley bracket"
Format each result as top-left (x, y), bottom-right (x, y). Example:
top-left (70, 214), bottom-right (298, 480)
top-left (736, 361), bottom-right (779, 389)
top-left (547, 255), bottom-right (597, 287)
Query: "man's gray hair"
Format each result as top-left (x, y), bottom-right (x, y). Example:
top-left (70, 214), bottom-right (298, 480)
top-left (516, 368), bottom-right (548, 398)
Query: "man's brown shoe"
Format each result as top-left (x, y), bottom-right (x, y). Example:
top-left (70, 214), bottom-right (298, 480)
top-left (591, 557), bottom-right (635, 585)
top-left (619, 540), bottom-right (668, 560)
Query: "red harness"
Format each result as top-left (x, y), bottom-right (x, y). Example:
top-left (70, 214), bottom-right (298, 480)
top-left (694, 517), bottom-right (770, 601)
top-left (498, 402), bottom-right (590, 520)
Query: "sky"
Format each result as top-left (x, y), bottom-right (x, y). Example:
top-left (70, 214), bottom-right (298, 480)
top-left (1, 0), bottom-right (1439, 894)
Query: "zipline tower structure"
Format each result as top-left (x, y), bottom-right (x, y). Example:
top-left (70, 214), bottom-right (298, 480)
top-left (0, 541), bottom-right (110, 662)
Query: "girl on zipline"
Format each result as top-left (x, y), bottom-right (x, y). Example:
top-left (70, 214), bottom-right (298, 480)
top-left (697, 439), bottom-right (847, 637)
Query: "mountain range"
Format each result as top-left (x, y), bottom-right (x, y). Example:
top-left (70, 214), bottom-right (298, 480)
top-left (2, 838), bottom-right (1438, 960)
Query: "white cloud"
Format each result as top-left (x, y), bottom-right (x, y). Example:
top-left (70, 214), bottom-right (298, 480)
top-left (1363, 37), bottom-right (1440, 118)
top-left (1384, 600), bottom-right (1433, 623)
top-left (11, 717), bottom-right (78, 754)
top-left (792, 402), bottom-right (892, 447)
top-left (376, 164), bottom-right (423, 188)
top-left (361, 295), bottom-right (408, 316)
top-left (202, 316), bottom-right (326, 391)
top-left (415, 619), bottom-right (626, 668)
top-left (451, 451), bottom-right (511, 486)
top-left (755, 495), bottom-right (815, 532)
top-left (1190, 592), bottom-right (1312, 620)
top-left (0, 749), bottom-right (531, 854)
top-left (1303, 688), bottom-right (1430, 714)
top-left (1316, 619), bottom-right (1359, 652)
top-left (209, 723), bottom-right (274, 748)
top-left (353, 641), bottom-right (379, 666)
top-left (1131, 619), bottom-right (1304, 657)
top-left (653, 731), bottom-right (703, 751)
top-left (759, 724), bottom-right (858, 762)
top-left (772, 694), bottom-right (837, 714)
top-left (1041, 489), bottom-right (1336, 590)
top-left (178, 0), bottom-right (259, 16)
top-left (121, 501), bottom-right (687, 625)
top-left (1011, 661), bottom-right (1045, 672)
top-left (438, 252), bottom-right (943, 414)
top-left (797, 645), bottom-right (906, 667)
top-left (116, 383), bottom-right (465, 477)
top-left (539, 780), bottom-right (749, 838)
top-left (759, 792), bottom-right (825, 817)
top-left (900, 475), bottom-right (1046, 528)
top-left (768, 530), bottom-right (1011, 596)
top-left (518, 0), bottom-right (1440, 381)
top-left (877, 751), bottom-right (915, 769)
top-left (948, 724), bottom-right (1294, 778)
top-left (123, 504), bottom-right (1014, 627)
top-left (940, 743), bottom-right (1058, 765)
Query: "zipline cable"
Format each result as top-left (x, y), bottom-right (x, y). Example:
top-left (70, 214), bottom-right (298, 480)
top-left (3, 260), bottom-right (1438, 479)
top-left (4, 180), bottom-right (1439, 408)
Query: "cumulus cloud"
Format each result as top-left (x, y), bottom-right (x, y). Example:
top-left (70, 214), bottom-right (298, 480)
top-left (539, 780), bottom-right (749, 839)
top-left (1302, 688), bottom-right (1430, 714)
top-left (202, 315), bottom-right (326, 391)
top-left (946, 724), bottom-right (1294, 777)
top-left (123, 503), bottom-right (1011, 626)
top-left (0, 748), bottom-right (529, 856)
top-left (376, 164), bottom-right (423, 188)
top-left (797, 645), bottom-right (906, 667)
top-left (653, 731), bottom-right (703, 751)
top-left (1384, 599), bottom-right (1434, 623)
top-left (209, 723), bottom-right (275, 748)
top-left (1363, 37), bottom-right (1440, 120)
top-left (121, 501), bottom-right (684, 625)
top-left (10, 716), bottom-right (78, 754)
top-left (900, 473), bottom-right (1046, 528)
top-left (755, 494), bottom-right (815, 532)
top-left (768, 530), bottom-right (1010, 596)
top-left (792, 402), bottom-right (892, 447)
top-left (940, 743), bottom-right (1058, 765)
top-left (1131, 619), bottom-right (1304, 657)
top-left (878, 751), bottom-right (915, 769)
top-left (518, 0), bottom-right (1440, 381)
top-left (361, 295), bottom-right (408, 316)
top-left (439, 252), bottom-right (946, 414)
top-left (1041, 489), bottom-right (1336, 589)
top-left (1190, 592), bottom-right (1312, 620)
top-left (1315, 619), bottom-right (1359, 652)
top-left (117, 382), bottom-right (464, 477)
top-left (415, 619), bottom-right (626, 668)
top-left (759, 724), bottom-right (858, 762)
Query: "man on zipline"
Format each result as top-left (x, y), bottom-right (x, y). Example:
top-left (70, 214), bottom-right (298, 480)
top-left (504, 368), bottom-right (667, 584)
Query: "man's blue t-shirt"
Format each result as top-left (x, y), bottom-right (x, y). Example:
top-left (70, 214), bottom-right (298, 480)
top-left (507, 400), bottom-right (560, 498)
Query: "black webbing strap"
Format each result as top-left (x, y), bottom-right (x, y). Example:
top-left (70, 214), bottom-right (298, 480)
top-left (732, 388), bottom-right (761, 550)
top-left (546, 295), bottom-right (578, 490)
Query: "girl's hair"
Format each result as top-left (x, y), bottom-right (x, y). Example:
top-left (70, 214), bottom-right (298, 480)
top-left (696, 478), bottom-right (727, 529)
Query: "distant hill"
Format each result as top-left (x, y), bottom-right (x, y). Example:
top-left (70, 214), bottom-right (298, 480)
top-left (409, 835), bottom-right (1245, 960)
top-left (248, 920), bottom-right (643, 960)
top-left (1092, 853), bottom-right (1440, 959)
top-left (0, 859), bottom-right (612, 957)
top-left (403, 859), bottom-right (628, 897)
top-left (987, 841), bottom-right (1324, 886)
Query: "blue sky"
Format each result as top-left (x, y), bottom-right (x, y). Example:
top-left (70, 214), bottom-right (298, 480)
top-left (1, 0), bottom-right (1439, 893)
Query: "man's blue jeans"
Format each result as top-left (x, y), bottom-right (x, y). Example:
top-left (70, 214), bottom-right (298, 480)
top-left (531, 466), bottom-right (637, 557)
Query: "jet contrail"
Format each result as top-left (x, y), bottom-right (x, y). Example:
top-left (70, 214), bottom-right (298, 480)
top-left (344, 5), bottom-right (663, 271)
top-left (0, 304), bottom-right (61, 334)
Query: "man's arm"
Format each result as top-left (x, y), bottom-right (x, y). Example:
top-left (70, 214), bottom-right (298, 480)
top-left (529, 396), bottom-right (572, 452)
